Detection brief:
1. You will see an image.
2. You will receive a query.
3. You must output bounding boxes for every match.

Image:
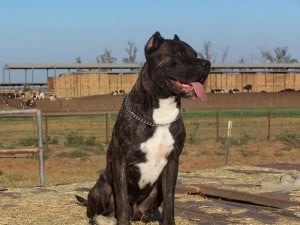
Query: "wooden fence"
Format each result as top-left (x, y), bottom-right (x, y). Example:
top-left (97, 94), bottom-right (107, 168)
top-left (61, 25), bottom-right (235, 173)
top-left (49, 72), bottom-right (300, 98)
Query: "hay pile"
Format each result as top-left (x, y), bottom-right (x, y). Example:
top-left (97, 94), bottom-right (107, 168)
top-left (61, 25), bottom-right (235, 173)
top-left (0, 182), bottom-right (89, 225)
top-left (0, 181), bottom-right (193, 225)
top-left (1, 166), bottom-right (300, 225)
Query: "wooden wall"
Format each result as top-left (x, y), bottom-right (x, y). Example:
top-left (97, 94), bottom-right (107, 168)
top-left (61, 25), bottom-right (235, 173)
top-left (49, 72), bottom-right (300, 98)
top-left (207, 72), bottom-right (300, 92)
top-left (48, 73), bottom-right (138, 98)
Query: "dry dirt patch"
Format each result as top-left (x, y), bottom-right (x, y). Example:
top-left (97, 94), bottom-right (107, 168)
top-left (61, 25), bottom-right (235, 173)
top-left (0, 140), bottom-right (299, 187)
top-left (1, 166), bottom-right (300, 225)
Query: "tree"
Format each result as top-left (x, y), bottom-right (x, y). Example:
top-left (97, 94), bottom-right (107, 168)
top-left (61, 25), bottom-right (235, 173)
top-left (75, 57), bottom-right (82, 71)
top-left (221, 46), bottom-right (230, 63)
top-left (259, 47), bottom-right (298, 63)
top-left (123, 41), bottom-right (137, 63)
top-left (96, 49), bottom-right (117, 63)
top-left (238, 57), bottom-right (245, 64)
top-left (198, 41), bottom-right (216, 63)
top-left (75, 57), bottom-right (82, 63)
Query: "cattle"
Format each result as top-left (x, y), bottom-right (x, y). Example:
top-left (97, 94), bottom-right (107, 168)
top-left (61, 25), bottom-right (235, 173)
top-left (211, 88), bottom-right (225, 93)
top-left (243, 84), bottom-right (252, 92)
top-left (229, 88), bottom-right (240, 94)
top-left (111, 89), bottom-right (126, 95)
top-left (279, 88), bottom-right (296, 92)
top-left (20, 99), bottom-right (36, 109)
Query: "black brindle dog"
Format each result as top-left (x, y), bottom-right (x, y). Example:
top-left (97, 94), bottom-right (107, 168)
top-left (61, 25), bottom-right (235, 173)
top-left (76, 32), bottom-right (210, 225)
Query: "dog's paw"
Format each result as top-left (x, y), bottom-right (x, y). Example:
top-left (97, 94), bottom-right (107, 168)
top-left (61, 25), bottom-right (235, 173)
top-left (91, 215), bottom-right (117, 225)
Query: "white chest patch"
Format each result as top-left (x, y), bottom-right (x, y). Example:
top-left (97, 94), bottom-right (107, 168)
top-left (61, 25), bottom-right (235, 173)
top-left (136, 97), bottom-right (179, 189)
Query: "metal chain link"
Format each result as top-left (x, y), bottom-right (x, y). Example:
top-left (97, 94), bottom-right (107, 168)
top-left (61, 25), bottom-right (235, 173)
top-left (124, 95), bottom-right (181, 127)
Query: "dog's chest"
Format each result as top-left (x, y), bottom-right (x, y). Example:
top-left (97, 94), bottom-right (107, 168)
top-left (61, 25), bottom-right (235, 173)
top-left (136, 97), bottom-right (179, 189)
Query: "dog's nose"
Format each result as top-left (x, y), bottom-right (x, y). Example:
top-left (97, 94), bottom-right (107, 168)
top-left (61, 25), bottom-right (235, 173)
top-left (201, 60), bottom-right (211, 69)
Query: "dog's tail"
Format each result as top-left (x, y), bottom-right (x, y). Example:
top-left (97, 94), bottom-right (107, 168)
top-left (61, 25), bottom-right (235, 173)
top-left (75, 195), bottom-right (87, 207)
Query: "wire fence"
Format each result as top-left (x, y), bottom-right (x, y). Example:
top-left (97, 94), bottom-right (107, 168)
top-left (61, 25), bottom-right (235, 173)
top-left (0, 108), bottom-right (299, 154)
top-left (1, 108), bottom-right (299, 186)
top-left (183, 108), bottom-right (300, 144)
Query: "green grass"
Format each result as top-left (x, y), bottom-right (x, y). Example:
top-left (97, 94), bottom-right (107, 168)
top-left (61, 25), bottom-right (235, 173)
top-left (0, 108), bottom-right (299, 153)
top-left (271, 108), bottom-right (300, 118)
top-left (182, 108), bottom-right (300, 118)
top-left (56, 149), bottom-right (89, 158)
top-left (18, 138), bottom-right (38, 147)
top-left (277, 131), bottom-right (300, 149)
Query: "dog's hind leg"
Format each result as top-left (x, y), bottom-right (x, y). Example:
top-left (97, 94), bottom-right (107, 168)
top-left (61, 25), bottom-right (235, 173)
top-left (87, 174), bottom-right (115, 218)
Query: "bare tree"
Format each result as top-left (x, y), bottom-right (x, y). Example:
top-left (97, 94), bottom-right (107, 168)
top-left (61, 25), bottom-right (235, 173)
top-left (75, 57), bottom-right (82, 71)
top-left (238, 57), bottom-right (245, 64)
top-left (198, 41), bottom-right (216, 63)
top-left (123, 41), bottom-right (137, 63)
top-left (96, 49), bottom-right (117, 63)
top-left (221, 46), bottom-right (230, 63)
top-left (75, 57), bottom-right (82, 63)
top-left (259, 47), bottom-right (298, 63)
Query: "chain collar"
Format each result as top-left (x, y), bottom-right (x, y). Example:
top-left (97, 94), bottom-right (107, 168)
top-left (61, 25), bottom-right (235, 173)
top-left (124, 94), bottom-right (181, 127)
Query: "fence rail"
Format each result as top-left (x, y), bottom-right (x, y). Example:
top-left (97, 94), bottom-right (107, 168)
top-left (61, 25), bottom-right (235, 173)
top-left (0, 109), bottom-right (45, 186)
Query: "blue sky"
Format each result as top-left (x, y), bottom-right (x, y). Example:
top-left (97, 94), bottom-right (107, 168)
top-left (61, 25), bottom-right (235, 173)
top-left (0, 0), bottom-right (300, 82)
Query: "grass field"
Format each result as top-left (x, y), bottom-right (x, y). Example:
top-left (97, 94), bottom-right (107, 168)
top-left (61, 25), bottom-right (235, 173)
top-left (0, 108), bottom-right (299, 151)
top-left (0, 108), bottom-right (299, 187)
top-left (184, 108), bottom-right (300, 144)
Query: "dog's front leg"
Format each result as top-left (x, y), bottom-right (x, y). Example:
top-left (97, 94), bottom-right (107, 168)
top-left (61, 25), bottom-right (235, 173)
top-left (112, 157), bottom-right (130, 225)
top-left (161, 153), bottom-right (178, 225)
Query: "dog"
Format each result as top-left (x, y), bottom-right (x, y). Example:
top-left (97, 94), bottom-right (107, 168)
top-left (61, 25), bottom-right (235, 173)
top-left (76, 32), bottom-right (210, 225)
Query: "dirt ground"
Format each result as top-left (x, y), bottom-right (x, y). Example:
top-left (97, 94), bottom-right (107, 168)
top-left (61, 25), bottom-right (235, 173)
top-left (0, 138), bottom-right (299, 188)
top-left (1, 164), bottom-right (300, 225)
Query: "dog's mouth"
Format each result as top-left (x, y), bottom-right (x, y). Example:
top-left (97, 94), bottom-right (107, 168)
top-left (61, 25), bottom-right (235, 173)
top-left (169, 79), bottom-right (207, 101)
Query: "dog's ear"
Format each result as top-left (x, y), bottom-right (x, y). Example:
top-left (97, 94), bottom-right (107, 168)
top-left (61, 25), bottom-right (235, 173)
top-left (173, 34), bottom-right (180, 41)
top-left (144, 32), bottom-right (164, 58)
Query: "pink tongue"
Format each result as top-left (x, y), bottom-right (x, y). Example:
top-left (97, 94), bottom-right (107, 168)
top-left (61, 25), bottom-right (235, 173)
top-left (191, 82), bottom-right (207, 101)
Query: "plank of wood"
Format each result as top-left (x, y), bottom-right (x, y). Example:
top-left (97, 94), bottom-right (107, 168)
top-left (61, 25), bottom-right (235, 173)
top-left (193, 184), bottom-right (300, 209)
top-left (0, 148), bottom-right (40, 155)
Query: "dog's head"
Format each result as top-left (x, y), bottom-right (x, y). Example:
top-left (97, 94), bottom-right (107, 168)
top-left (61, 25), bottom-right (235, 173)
top-left (143, 32), bottom-right (210, 100)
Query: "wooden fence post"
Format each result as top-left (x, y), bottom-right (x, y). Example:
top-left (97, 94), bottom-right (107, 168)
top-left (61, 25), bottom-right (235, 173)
top-left (268, 108), bottom-right (271, 140)
top-left (216, 110), bottom-right (219, 142)
top-left (240, 112), bottom-right (244, 141)
top-left (225, 120), bottom-right (232, 166)
top-left (44, 115), bottom-right (48, 150)
top-left (105, 113), bottom-right (110, 144)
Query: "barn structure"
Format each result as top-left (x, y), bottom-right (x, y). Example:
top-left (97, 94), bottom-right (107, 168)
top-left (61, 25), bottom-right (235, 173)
top-left (2, 63), bottom-right (300, 98)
